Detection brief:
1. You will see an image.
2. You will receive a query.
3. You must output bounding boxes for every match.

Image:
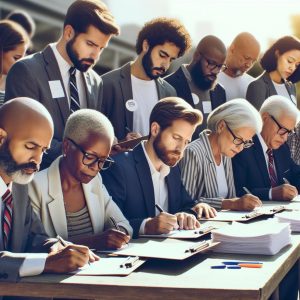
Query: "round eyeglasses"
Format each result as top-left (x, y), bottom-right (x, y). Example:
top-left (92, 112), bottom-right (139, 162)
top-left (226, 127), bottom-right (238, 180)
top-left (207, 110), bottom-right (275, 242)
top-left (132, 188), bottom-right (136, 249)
top-left (225, 122), bottom-right (254, 149)
top-left (201, 52), bottom-right (227, 72)
top-left (270, 115), bottom-right (295, 137)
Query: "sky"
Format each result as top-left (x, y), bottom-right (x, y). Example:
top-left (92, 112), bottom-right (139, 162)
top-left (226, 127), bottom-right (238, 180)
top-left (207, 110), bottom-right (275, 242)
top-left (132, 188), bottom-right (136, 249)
top-left (108, 0), bottom-right (300, 51)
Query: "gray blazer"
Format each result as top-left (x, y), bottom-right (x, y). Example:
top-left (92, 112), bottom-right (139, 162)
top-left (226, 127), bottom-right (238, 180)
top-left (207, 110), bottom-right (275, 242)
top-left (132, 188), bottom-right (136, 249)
top-left (179, 131), bottom-right (236, 210)
top-left (5, 45), bottom-right (103, 169)
top-left (0, 183), bottom-right (51, 282)
top-left (246, 71), bottom-right (296, 110)
top-left (101, 62), bottom-right (177, 140)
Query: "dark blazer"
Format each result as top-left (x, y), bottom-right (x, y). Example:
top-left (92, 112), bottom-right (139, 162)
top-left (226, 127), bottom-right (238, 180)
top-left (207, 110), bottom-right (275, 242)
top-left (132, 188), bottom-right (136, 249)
top-left (101, 62), bottom-right (177, 140)
top-left (246, 71), bottom-right (296, 110)
top-left (164, 66), bottom-right (226, 138)
top-left (0, 183), bottom-right (52, 282)
top-left (232, 135), bottom-right (300, 200)
top-left (5, 45), bottom-right (103, 169)
top-left (101, 143), bottom-right (195, 237)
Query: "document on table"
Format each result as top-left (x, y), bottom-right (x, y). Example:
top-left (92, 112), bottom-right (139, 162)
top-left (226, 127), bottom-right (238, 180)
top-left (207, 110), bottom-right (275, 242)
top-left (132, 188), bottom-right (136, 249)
top-left (72, 256), bottom-right (145, 276)
top-left (275, 211), bottom-right (300, 232)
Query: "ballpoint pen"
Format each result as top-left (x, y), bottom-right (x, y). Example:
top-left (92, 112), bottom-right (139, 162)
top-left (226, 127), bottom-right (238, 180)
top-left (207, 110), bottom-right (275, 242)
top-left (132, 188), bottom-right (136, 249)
top-left (243, 186), bottom-right (252, 194)
top-left (110, 216), bottom-right (121, 231)
top-left (155, 203), bottom-right (164, 213)
top-left (283, 177), bottom-right (290, 184)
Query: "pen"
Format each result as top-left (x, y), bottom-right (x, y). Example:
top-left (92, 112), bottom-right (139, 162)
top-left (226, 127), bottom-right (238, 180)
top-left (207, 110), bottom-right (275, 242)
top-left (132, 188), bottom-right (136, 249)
top-left (243, 186), bottom-right (252, 194)
top-left (211, 265), bottom-right (226, 269)
top-left (283, 177), bottom-right (290, 184)
top-left (238, 264), bottom-right (263, 268)
top-left (155, 203), bottom-right (164, 213)
top-left (110, 216), bottom-right (121, 231)
top-left (125, 126), bottom-right (131, 133)
top-left (222, 261), bottom-right (263, 265)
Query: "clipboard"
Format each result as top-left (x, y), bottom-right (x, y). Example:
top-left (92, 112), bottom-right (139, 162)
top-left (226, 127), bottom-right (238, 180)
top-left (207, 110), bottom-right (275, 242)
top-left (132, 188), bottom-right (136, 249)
top-left (114, 135), bottom-right (148, 149)
top-left (200, 205), bottom-right (285, 222)
top-left (72, 256), bottom-right (145, 276)
top-left (112, 239), bottom-right (218, 260)
top-left (140, 224), bottom-right (215, 239)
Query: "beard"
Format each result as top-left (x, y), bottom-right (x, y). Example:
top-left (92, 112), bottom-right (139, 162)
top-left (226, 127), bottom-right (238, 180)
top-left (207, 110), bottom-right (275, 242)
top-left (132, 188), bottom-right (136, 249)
top-left (142, 48), bottom-right (166, 80)
top-left (66, 36), bottom-right (95, 72)
top-left (153, 132), bottom-right (182, 167)
top-left (0, 140), bottom-right (39, 184)
top-left (190, 60), bottom-right (217, 90)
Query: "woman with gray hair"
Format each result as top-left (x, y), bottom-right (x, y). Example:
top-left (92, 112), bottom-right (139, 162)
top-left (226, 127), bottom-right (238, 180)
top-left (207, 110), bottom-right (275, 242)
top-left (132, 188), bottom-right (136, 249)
top-left (180, 99), bottom-right (263, 216)
top-left (29, 109), bottom-right (132, 250)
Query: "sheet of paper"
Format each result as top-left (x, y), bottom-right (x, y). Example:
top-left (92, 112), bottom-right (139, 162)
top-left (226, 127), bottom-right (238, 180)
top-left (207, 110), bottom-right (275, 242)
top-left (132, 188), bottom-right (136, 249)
top-left (48, 80), bottom-right (65, 98)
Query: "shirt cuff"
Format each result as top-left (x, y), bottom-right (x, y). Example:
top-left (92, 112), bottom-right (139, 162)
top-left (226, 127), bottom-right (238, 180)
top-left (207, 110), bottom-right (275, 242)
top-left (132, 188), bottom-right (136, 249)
top-left (139, 219), bottom-right (149, 235)
top-left (269, 188), bottom-right (272, 200)
top-left (19, 253), bottom-right (48, 277)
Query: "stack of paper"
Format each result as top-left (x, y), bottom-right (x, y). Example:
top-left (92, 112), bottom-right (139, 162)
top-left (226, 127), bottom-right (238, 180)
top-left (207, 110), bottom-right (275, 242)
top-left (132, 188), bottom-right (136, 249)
top-left (275, 212), bottom-right (300, 232)
top-left (211, 221), bottom-right (291, 255)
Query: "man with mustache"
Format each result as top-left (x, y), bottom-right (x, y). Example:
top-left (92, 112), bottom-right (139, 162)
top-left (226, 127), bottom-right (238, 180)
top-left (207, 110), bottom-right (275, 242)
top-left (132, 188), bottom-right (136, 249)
top-left (218, 32), bottom-right (260, 100)
top-left (101, 18), bottom-right (192, 142)
top-left (102, 97), bottom-right (213, 237)
top-left (0, 97), bottom-right (98, 283)
top-left (5, 0), bottom-right (119, 169)
top-left (165, 35), bottom-right (227, 139)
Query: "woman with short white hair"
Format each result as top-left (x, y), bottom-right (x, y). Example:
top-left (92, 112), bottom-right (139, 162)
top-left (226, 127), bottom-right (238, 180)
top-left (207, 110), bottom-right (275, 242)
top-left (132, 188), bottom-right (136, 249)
top-left (180, 99), bottom-right (263, 215)
top-left (29, 109), bottom-right (132, 249)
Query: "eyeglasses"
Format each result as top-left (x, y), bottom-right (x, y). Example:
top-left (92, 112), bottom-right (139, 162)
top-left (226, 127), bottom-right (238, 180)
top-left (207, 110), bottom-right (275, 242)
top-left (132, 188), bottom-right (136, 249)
top-left (270, 115), bottom-right (295, 136)
top-left (225, 122), bottom-right (254, 149)
top-left (67, 138), bottom-right (114, 170)
top-left (201, 53), bottom-right (227, 72)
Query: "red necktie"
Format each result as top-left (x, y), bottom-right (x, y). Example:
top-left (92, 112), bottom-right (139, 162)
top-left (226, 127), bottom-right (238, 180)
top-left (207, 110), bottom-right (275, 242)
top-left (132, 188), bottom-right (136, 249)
top-left (267, 149), bottom-right (278, 188)
top-left (2, 189), bottom-right (13, 250)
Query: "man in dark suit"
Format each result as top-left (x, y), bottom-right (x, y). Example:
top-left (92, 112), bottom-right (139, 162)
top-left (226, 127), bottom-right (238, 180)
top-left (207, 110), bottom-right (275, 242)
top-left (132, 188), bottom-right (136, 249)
top-left (101, 18), bottom-right (192, 142)
top-left (5, 0), bottom-right (119, 169)
top-left (233, 95), bottom-right (300, 201)
top-left (165, 35), bottom-right (227, 139)
top-left (0, 98), bottom-right (97, 283)
top-left (102, 97), bottom-right (209, 238)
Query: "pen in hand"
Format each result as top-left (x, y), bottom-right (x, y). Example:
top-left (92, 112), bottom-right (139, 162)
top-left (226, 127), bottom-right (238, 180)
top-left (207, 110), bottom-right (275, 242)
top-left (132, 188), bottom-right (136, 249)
top-left (155, 204), bottom-right (179, 230)
top-left (110, 217), bottom-right (128, 245)
top-left (243, 187), bottom-right (252, 194)
top-left (283, 177), bottom-right (290, 184)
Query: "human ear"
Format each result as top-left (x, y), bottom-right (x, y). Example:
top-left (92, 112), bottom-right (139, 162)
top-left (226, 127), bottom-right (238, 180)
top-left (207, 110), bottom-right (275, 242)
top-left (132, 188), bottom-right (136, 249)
top-left (0, 129), bottom-right (7, 147)
top-left (142, 40), bottom-right (149, 52)
top-left (63, 25), bottom-right (75, 41)
top-left (150, 122), bottom-right (160, 137)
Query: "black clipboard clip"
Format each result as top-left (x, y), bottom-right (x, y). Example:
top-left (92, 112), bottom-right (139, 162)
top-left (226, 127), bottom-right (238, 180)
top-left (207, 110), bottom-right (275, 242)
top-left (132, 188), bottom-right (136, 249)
top-left (185, 240), bottom-right (209, 253)
top-left (120, 256), bottom-right (139, 268)
top-left (198, 225), bottom-right (215, 234)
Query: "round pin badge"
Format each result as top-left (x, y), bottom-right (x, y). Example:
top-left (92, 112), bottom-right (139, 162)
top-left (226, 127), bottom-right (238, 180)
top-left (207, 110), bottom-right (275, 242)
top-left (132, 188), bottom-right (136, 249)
top-left (191, 93), bottom-right (200, 105)
top-left (125, 99), bottom-right (138, 112)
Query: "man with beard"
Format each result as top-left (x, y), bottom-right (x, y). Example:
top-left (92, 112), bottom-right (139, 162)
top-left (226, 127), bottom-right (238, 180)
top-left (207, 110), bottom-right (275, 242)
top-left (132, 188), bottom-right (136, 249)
top-left (5, 0), bottom-right (119, 169)
top-left (102, 97), bottom-right (215, 237)
top-left (165, 35), bottom-right (227, 139)
top-left (101, 18), bottom-right (192, 142)
top-left (218, 32), bottom-right (260, 100)
top-left (0, 97), bottom-right (98, 283)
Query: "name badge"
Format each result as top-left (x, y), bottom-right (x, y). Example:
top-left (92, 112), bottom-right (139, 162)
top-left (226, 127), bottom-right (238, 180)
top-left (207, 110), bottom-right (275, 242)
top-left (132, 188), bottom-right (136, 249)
top-left (191, 93), bottom-right (200, 105)
top-left (48, 80), bottom-right (65, 99)
top-left (203, 101), bottom-right (212, 114)
top-left (126, 99), bottom-right (138, 112)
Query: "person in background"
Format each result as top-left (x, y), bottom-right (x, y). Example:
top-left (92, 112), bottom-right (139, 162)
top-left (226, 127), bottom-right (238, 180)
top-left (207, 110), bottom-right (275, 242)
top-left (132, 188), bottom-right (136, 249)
top-left (246, 36), bottom-right (300, 110)
top-left (180, 99), bottom-right (262, 211)
top-left (288, 122), bottom-right (300, 165)
top-left (218, 32), bottom-right (260, 100)
top-left (29, 109), bottom-right (132, 250)
top-left (0, 20), bottom-right (29, 105)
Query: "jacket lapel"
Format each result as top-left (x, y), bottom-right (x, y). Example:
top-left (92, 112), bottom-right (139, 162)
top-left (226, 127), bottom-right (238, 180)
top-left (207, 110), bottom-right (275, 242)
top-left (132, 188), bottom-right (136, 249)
top-left (83, 71), bottom-right (94, 108)
top-left (262, 72), bottom-right (277, 97)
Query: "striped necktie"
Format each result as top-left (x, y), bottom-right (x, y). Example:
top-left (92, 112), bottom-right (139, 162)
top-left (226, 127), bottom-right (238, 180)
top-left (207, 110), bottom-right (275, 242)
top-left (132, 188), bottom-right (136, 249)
top-left (2, 189), bottom-right (13, 250)
top-left (267, 149), bottom-right (278, 188)
top-left (69, 67), bottom-right (80, 113)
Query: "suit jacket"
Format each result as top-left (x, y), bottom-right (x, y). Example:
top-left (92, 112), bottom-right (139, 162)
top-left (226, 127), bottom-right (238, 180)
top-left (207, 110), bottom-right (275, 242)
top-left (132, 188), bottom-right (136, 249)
top-left (101, 143), bottom-right (195, 237)
top-left (0, 183), bottom-right (51, 282)
top-left (246, 71), bottom-right (296, 110)
top-left (101, 62), bottom-right (177, 140)
top-left (5, 45), bottom-right (103, 169)
top-left (28, 156), bottom-right (132, 239)
top-left (179, 131), bottom-right (236, 210)
top-left (164, 66), bottom-right (226, 138)
top-left (232, 135), bottom-right (300, 200)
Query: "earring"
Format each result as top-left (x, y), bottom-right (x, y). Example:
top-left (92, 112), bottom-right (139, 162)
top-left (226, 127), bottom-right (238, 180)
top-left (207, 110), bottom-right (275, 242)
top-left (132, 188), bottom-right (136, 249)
top-left (63, 153), bottom-right (66, 157)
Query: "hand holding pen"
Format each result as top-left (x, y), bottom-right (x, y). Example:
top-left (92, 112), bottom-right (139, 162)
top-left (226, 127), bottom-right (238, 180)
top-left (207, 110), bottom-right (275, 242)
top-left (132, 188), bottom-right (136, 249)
top-left (272, 178), bottom-right (298, 201)
top-left (233, 187), bottom-right (262, 210)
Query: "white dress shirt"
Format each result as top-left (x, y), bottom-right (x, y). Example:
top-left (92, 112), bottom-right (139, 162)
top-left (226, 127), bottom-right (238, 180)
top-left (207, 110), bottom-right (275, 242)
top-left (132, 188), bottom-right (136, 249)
top-left (215, 160), bottom-right (229, 198)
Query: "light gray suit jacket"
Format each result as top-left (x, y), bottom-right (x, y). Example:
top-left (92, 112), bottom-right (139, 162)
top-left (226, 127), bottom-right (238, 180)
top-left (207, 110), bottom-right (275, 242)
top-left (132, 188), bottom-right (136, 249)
top-left (28, 156), bottom-right (133, 239)
top-left (101, 62), bottom-right (177, 140)
top-left (5, 45), bottom-right (103, 169)
top-left (179, 131), bottom-right (236, 210)
top-left (0, 183), bottom-right (51, 282)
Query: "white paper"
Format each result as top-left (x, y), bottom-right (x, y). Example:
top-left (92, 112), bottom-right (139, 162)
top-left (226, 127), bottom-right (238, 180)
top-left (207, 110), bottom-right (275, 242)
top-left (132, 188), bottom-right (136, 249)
top-left (202, 101), bottom-right (212, 114)
top-left (48, 80), bottom-right (65, 98)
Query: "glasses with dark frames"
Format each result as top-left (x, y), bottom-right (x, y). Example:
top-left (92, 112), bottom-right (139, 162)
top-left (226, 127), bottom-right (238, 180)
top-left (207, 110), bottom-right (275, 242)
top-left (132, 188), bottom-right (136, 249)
top-left (270, 115), bottom-right (295, 137)
top-left (201, 52), bottom-right (227, 72)
top-left (225, 122), bottom-right (254, 149)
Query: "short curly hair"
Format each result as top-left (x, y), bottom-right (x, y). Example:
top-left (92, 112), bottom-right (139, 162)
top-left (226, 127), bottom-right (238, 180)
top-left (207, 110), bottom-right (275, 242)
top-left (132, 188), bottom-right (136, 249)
top-left (136, 17), bottom-right (192, 57)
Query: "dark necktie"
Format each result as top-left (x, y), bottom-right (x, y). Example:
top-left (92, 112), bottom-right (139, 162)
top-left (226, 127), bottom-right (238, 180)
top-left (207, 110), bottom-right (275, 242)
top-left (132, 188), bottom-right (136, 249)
top-left (69, 67), bottom-right (80, 113)
top-left (267, 149), bottom-right (278, 187)
top-left (2, 189), bottom-right (13, 250)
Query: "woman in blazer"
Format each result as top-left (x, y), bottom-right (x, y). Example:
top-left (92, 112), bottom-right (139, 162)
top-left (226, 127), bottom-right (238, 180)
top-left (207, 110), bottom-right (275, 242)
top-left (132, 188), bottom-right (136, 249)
top-left (246, 36), bottom-right (300, 110)
top-left (29, 109), bottom-right (132, 250)
top-left (180, 99), bottom-right (263, 211)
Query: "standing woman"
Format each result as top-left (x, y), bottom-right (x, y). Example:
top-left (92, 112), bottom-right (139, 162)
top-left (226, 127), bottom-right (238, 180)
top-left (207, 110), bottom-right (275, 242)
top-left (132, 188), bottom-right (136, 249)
top-left (0, 20), bottom-right (29, 105)
top-left (246, 36), bottom-right (300, 110)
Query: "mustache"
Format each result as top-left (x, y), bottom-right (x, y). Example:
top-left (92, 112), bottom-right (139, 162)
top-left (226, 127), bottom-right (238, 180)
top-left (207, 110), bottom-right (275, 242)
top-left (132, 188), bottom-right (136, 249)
top-left (152, 67), bottom-right (166, 73)
top-left (168, 150), bottom-right (181, 156)
top-left (17, 162), bottom-right (39, 172)
top-left (80, 58), bottom-right (95, 65)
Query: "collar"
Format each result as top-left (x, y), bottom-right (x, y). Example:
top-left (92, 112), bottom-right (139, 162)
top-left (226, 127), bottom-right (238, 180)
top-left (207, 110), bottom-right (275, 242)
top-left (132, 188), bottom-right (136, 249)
top-left (50, 43), bottom-right (72, 76)
top-left (141, 141), bottom-right (170, 179)
top-left (257, 133), bottom-right (268, 154)
top-left (0, 176), bottom-right (12, 199)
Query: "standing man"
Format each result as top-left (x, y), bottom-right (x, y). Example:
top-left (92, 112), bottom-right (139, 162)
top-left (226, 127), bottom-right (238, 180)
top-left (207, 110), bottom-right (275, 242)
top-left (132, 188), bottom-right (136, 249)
top-left (0, 98), bottom-right (97, 282)
top-left (218, 32), bottom-right (260, 100)
top-left (101, 17), bottom-right (192, 141)
top-left (165, 35), bottom-right (227, 137)
top-left (5, 0), bottom-right (120, 169)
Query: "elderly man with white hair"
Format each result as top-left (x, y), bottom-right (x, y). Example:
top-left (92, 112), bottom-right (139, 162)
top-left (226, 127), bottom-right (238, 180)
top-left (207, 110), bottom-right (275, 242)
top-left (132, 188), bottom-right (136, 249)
top-left (29, 109), bottom-right (133, 250)
top-left (180, 99), bottom-right (262, 216)
top-left (233, 95), bottom-right (300, 201)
